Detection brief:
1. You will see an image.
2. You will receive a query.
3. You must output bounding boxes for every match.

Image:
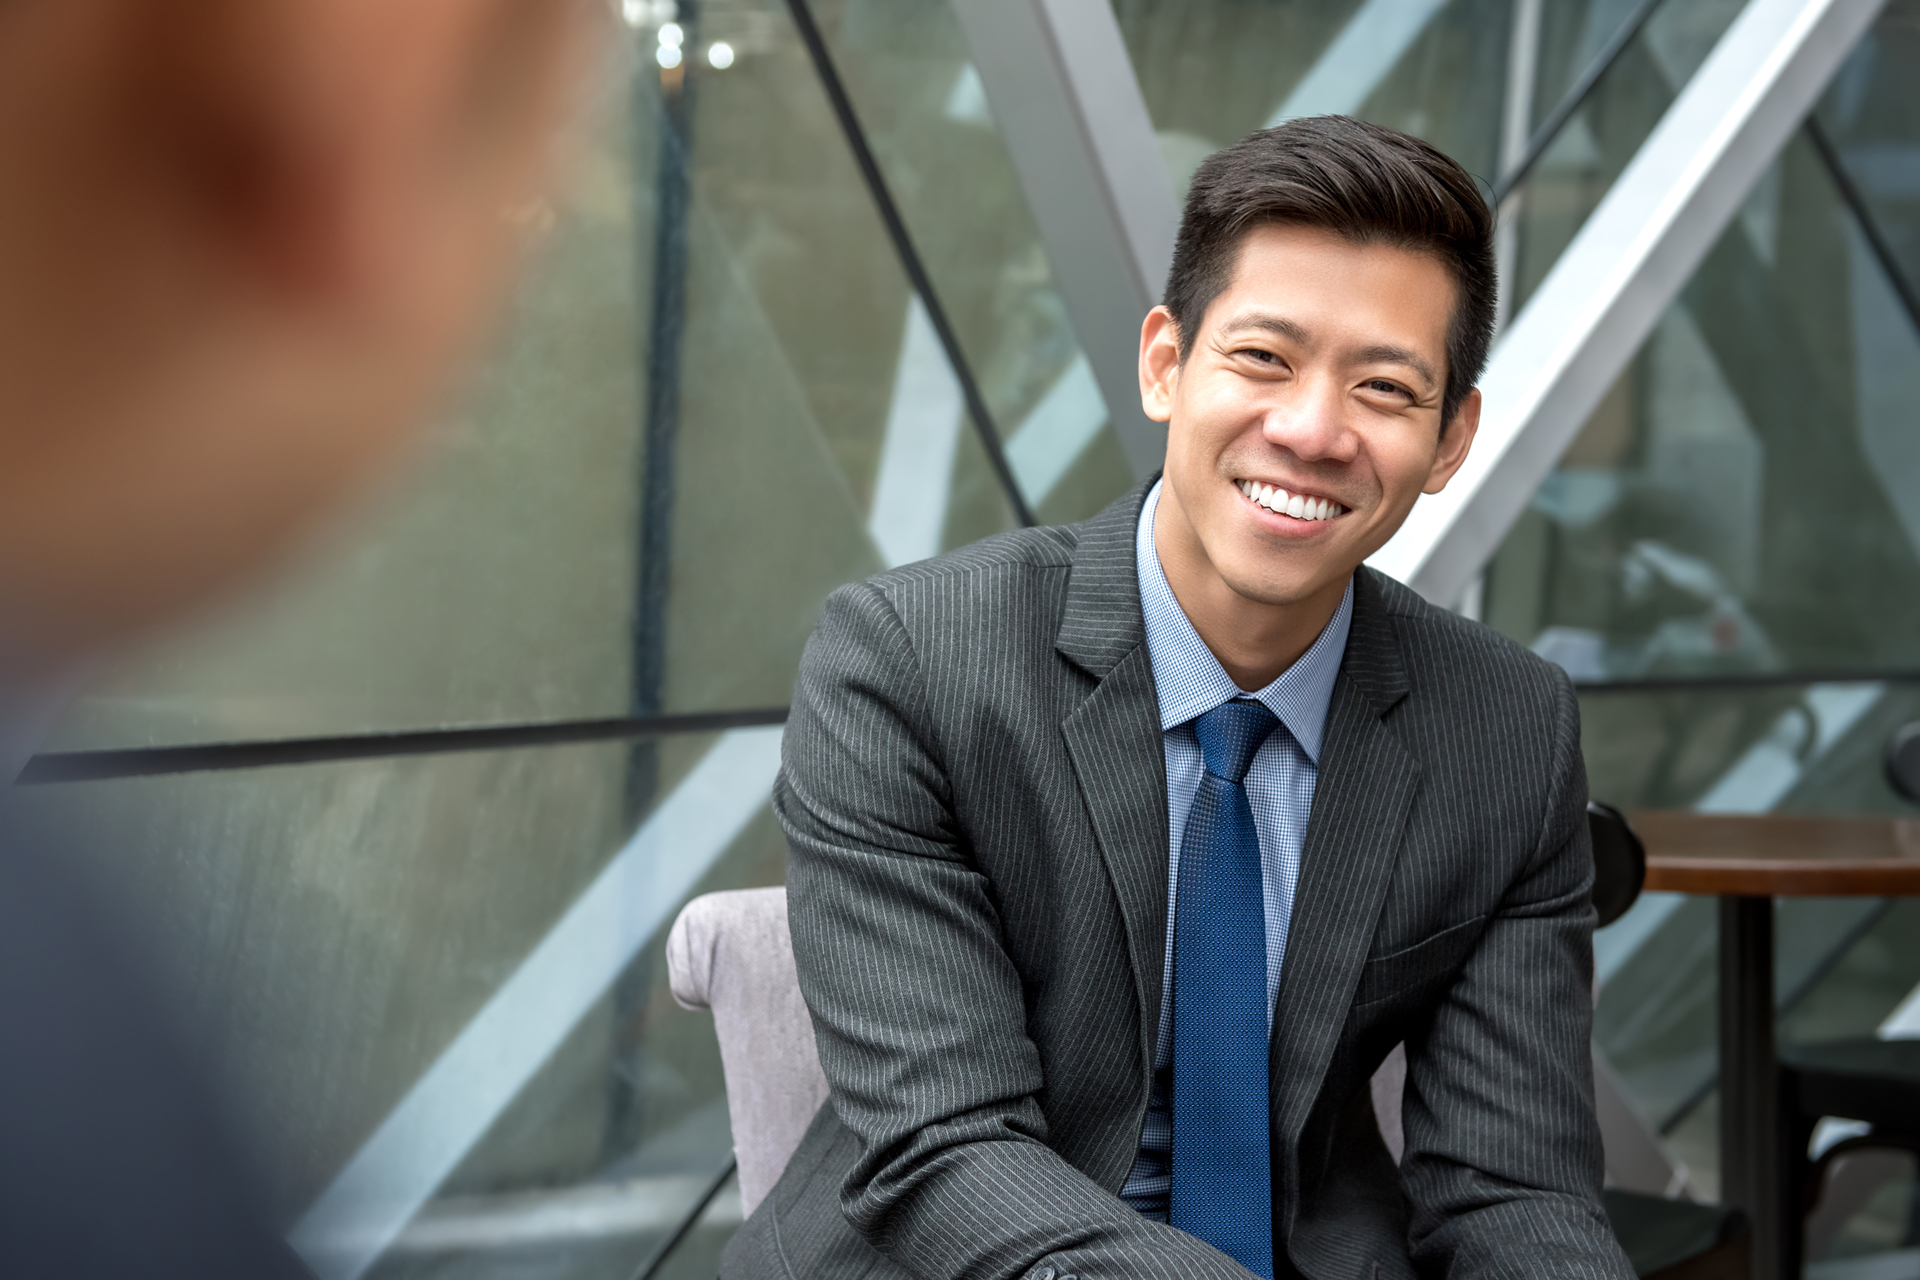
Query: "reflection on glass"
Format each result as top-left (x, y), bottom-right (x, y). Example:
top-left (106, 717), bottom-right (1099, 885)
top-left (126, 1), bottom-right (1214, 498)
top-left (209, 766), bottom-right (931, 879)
top-left (1488, 130), bottom-right (1920, 682)
top-left (801, 0), bottom-right (1132, 524)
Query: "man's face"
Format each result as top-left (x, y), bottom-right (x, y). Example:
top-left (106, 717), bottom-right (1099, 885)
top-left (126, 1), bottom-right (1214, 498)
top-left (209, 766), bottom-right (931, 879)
top-left (1142, 222), bottom-right (1479, 609)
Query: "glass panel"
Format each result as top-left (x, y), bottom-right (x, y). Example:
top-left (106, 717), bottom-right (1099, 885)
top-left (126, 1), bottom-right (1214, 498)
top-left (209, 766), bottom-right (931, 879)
top-left (1486, 132), bottom-right (1920, 681)
top-left (1505, 0), bottom-right (1747, 316)
top-left (49, 0), bottom-right (1016, 752)
top-left (1113, 0), bottom-right (1516, 196)
top-left (20, 729), bottom-right (784, 1276)
top-left (1504, 6), bottom-right (1920, 1237)
top-left (1815, 7), bottom-right (1920, 326)
top-left (801, 0), bottom-right (1133, 524)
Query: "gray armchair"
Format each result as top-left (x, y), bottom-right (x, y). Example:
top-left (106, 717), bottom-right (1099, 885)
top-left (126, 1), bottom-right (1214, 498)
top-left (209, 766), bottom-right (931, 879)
top-left (667, 887), bottom-right (829, 1218)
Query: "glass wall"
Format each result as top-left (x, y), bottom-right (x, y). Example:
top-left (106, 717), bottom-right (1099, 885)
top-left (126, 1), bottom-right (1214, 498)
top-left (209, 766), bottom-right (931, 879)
top-left (1114, 0), bottom-right (1517, 194)
top-left (21, 0), bottom-right (1920, 1274)
top-left (1479, 3), bottom-right (1920, 1251)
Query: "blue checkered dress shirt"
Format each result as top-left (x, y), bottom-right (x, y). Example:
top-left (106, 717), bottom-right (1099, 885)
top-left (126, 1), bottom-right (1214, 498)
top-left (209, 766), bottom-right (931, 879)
top-left (1119, 479), bottom-right (1355, 1220)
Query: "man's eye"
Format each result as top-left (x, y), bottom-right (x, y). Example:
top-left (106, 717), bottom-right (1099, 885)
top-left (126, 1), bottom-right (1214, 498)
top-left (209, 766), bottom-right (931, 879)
top-left (1239, 348), bottom-right (1279, 364)
top-left (1366, 379), bottom-right (1407, 396)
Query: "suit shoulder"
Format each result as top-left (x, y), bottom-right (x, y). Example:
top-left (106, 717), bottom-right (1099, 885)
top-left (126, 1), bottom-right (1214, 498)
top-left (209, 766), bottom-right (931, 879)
top-left (1363, 567), bottom-right (1571, 702)
top-left (864, 523), bottom-right (1077, 596)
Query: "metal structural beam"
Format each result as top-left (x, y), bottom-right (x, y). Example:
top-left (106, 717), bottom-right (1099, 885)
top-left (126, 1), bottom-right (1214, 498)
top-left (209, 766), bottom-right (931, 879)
top-left (1368, 0), bottom-right (1888, 604)
top-left (952, 0), bottom-right (1177, 481)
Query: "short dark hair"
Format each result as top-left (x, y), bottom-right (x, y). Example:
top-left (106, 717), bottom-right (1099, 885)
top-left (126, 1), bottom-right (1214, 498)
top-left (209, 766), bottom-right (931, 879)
top-left (1163, 115), bottom-right (1496, 427)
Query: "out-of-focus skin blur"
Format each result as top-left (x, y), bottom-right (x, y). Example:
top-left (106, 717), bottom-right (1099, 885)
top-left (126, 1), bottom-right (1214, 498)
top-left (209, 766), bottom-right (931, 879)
top-left (0, 0), bottom-right (600, 671)
top-left (1138, 223), bottom-right (1481, 692)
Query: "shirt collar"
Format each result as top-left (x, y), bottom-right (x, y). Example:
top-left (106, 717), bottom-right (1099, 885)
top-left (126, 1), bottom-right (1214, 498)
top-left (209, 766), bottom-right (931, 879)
top-left (1135, 479), bottom-right (1353, 763)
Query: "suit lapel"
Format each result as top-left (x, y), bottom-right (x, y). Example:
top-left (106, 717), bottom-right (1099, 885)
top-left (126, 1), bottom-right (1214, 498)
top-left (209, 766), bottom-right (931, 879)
top-left (1057, 479), bottom-right (1169, 1071)
top-left (1268, 569), bottom-right (1420, 1174)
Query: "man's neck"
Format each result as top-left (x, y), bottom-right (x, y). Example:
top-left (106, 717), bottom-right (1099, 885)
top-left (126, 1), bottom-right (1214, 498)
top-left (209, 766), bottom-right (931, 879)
top-left (1152, 484), bottom-right (1350, 693)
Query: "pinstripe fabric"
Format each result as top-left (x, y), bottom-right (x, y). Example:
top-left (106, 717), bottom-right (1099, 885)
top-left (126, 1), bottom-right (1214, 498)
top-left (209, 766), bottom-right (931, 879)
top-left (1122, 480), bottom-right (1353, 1220)
top-left (729, 478), bottom-right (1634, 1280)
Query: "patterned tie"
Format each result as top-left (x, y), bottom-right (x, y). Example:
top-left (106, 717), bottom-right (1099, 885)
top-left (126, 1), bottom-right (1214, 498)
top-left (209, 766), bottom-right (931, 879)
top-left (1171, 698), bottom-right (1279, 1279)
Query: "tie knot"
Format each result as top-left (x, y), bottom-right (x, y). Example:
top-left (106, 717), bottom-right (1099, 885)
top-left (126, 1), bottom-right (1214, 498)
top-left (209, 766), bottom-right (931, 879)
top-left (1193, 699), bottom-right (1280, 784)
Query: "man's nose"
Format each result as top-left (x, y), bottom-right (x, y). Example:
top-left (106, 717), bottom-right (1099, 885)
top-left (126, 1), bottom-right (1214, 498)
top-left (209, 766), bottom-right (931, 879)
top-left (1260, 378), bottom-right (1358, 463)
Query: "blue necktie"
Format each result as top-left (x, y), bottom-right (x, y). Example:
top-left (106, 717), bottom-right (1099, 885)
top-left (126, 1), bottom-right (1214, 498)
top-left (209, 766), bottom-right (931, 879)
top-left (1171, 698), bottom-right (1279, 1278)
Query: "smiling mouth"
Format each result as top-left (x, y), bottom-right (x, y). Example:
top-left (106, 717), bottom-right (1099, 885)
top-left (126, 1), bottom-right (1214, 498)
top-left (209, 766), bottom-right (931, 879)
top-left (1235, 478), bottom-right (1348, 523)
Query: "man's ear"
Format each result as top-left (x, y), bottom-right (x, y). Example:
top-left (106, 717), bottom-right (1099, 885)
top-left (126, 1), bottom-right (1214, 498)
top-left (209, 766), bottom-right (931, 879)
top-left (1138, 305), bottom-right (1182, 423)
top-left (143, 0), bottom-right (588, 309)
top-left (1423, 386), bottom-right (1481, 494)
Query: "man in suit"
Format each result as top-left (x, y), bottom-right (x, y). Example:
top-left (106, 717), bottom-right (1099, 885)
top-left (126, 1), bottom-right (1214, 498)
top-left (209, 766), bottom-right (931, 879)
top-left (732, 117), bottom-right (1635, 1280)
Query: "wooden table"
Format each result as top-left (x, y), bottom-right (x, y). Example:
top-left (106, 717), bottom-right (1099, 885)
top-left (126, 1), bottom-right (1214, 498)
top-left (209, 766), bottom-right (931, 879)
top-left (1635, 812), bottom-right (1920, 1280)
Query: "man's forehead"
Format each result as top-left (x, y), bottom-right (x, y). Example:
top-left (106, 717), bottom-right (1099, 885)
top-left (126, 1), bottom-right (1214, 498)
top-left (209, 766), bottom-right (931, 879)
top-left (1214, 224), bottom-right (1454, 330)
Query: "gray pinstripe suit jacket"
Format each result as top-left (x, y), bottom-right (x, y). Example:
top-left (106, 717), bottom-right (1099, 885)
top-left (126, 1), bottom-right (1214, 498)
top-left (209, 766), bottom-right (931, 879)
top-left (725, 479), bottom-right (1635, 1280)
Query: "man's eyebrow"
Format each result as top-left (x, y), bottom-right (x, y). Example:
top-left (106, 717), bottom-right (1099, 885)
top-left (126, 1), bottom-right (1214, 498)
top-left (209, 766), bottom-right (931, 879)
top-left (1354, 343), bottom-right (1439, 390)
top-left (1215, 311), bottom-right (1311, 344)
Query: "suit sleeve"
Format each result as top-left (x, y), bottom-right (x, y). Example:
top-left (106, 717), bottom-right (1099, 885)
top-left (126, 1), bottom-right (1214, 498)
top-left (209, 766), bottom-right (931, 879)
top-left (1397, 667), bottom-right (1637, 1280)
top-left (777, 581), bottom-right (1258, 1280)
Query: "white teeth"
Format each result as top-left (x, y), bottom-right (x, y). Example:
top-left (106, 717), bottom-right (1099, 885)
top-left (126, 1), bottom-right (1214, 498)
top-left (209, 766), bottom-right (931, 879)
top-left (1239, 481), bottom-right (1345, 521)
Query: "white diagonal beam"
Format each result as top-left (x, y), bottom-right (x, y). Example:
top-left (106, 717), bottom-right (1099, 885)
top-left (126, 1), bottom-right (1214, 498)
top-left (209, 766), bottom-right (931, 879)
top-left (1266, 0), bottom-right (1449, 126)
top-left (869, 297), bottom-right (965, 568)
top-left (951, 0), bottom-right (1177, 481)
top-left (1368, 0), bottom-right (1887, 604)
top-left (289, 727), bottom-right (785, 1280)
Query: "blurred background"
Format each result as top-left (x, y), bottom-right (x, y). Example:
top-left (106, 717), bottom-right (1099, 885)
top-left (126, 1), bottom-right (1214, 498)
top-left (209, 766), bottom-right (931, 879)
top-left (12, 0), bottom-right (1920, 1276)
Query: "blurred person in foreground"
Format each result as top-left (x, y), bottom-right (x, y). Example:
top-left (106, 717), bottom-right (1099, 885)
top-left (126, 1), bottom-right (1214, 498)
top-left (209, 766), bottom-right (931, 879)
top-left (749, 119), bottom-right (1634, 1280)
top-left (0, 0), bottom-right (596, 1274)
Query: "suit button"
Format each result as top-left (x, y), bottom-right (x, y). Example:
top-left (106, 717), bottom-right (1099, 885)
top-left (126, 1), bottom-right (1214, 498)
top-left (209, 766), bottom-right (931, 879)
top-left (1033, 1267), bottom-right (1056, 1280)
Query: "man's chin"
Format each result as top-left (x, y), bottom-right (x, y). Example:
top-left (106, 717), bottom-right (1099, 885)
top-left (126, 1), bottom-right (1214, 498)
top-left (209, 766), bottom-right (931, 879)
top-left (1221, 566), bottom-right (1352, 610)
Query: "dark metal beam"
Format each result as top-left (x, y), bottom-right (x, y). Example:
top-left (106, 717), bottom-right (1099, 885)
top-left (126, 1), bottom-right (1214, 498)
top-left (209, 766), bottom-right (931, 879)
top-left (1804, 113), bottom-right (1920, 340)
top-left (17, 707), bottom-right (790, 783)
top-left (783, 0), bottom-right (1033, 527)
top-left (1491, 0), bottom-right (1669, 206)
top-left (628, 1158), bottom-right (738, 1280)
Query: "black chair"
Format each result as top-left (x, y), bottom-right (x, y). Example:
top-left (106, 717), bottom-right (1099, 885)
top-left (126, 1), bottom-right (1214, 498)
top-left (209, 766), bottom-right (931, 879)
top-left (1778, 1024), bottom-right (1920, 1265)
top-left (1588, 802), bottom-right (1753, 1280)
top-left (1889, 720), bottom-right (1920, 803)
top-left (1768, 721), bottom-right (1920, 1266)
